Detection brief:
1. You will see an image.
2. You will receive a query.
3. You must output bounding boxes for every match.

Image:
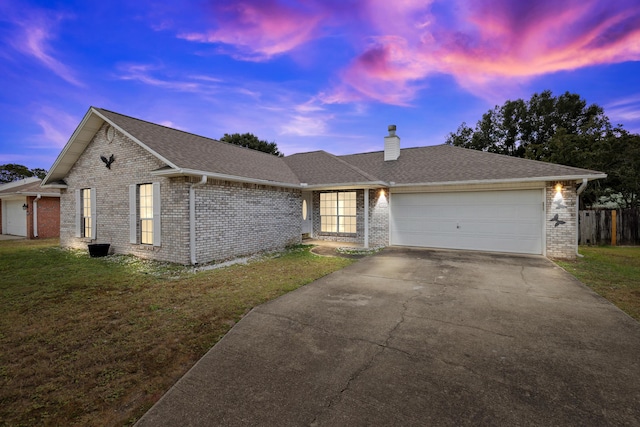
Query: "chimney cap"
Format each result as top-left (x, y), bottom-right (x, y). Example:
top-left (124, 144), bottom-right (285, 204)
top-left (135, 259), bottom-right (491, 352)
top-left (388, 124), bottom-right (396, 136)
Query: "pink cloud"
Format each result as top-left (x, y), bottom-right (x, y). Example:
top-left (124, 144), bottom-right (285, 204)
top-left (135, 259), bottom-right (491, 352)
top-left (178, 0), bottom-right (328, 61)
top-left (324, 0), bottom-right (640, 103)
top-left (332, 36), bottom-right (434, 106)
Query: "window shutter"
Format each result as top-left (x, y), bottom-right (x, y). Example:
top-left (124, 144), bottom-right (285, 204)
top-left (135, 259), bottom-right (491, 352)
top-left (90, 188), bottom-right (97, 240)
top-left (129, 184), bottom-right (137, 244)
top-left (75, 189), bottom-right (81, 237)
top-left (152, 182), bottom-right (161, 246)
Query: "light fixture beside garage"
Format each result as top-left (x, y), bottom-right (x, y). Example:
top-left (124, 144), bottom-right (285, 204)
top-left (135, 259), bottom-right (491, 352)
top-left (22, 203), bottom-right (28, 211)
top-left (555, 183), bottom-right (563, 195)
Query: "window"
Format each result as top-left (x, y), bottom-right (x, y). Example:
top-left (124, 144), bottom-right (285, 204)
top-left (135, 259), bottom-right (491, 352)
top-left (81, 188), bottom-right (93, 237)
top-left (75, 188), bottom-right (96, 239)
top-left (139, 184), bottom-right (153, 244)
top-left (130, 183), bottom-right (161, 246)
top-left (81, 188), bottom-right (92, 238)
top-left (320, 192), bottom-right (356, 233)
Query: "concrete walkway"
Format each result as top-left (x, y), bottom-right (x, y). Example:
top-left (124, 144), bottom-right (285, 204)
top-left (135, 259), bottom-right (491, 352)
top-left (136, 247), bottom-right (640, 426)
top-left (0, 234), bottom-right (25, 241)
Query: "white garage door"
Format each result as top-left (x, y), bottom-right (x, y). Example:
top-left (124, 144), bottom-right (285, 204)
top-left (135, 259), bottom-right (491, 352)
top-left (4, 199), bottom-right (27, 236)
top-left (390, 190), bottom-right (543, 254)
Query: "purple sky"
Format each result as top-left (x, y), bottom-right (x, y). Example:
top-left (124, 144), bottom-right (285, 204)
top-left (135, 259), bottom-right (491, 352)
top-left (1, 0), bottom-right (639, 170)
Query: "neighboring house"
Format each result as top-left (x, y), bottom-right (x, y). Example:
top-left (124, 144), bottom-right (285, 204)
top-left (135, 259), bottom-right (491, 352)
top-left (42, 107), bottom-right (606, 264)
top-left (0, 177), bottom-right (60, 238)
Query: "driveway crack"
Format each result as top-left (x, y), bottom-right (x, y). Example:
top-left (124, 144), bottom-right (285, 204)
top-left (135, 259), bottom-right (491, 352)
top-left (309, 288), bottom-right (423, 425)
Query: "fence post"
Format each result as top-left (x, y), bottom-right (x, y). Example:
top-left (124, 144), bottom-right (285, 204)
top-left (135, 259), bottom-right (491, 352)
top-left (611, 210), bottom-right (617, 246)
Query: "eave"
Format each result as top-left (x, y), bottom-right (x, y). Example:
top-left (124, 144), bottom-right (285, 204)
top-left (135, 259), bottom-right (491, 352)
top-left (389, 174), bottom-right (607, 190)
top-left (150, 168), bottom-right (301, 189)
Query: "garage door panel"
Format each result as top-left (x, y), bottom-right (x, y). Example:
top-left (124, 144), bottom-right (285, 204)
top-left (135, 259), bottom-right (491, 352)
top-left (4, 199), bottom-right (27, 236)
top-left (390, 190), bottom-right (543, 254)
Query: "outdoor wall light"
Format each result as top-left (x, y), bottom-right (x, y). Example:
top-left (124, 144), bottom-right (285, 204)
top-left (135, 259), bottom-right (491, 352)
top-left (555, 183), bottom-right (563, 194)
top-left (379, 189), bottom-right (386, 197)
top-left (22, 203), bottom-right (28, 211)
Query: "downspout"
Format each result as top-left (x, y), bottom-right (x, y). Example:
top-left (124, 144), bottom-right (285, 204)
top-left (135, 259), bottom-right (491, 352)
top-left (33, 194), bottom-right (42, 237)
top-left (190, 176), bottom-right (207, 265)
top-left (575, 179), bottom-right (588, 257)
top-left (364, 189), bottom-right (369, 248)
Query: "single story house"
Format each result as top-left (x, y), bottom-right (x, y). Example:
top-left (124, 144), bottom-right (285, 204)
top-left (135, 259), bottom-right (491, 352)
top-left (42, 107), bottom-right (606, 264)
top-left (0, 177), bottom-right (60, 238)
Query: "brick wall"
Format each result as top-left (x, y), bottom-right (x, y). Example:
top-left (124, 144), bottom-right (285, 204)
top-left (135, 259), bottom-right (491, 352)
top-left (369, 188), bottom-right (389, 247)
top-left (25, 196), bottom-right (60, 238)
top-left (61, 123), bottom-right (189, 263)
top-left (545, 181), bottom-right (577, 259)
top-left (194, 179), bottom-right (301, 264)
top-left (60, 122), bottom-right (301, 264)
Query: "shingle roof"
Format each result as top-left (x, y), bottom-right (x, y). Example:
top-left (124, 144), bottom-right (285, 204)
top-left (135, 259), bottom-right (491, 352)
top-left (284, 151), bottom-right (382, 185)
top-left (338, 145), bottom-right (604, 184)
top-left (0, 178), bottom-right (60, 196)
top-left (95, 109), bottom-right (300, 185)
top-left (43, 107), bottom-right (605, 188)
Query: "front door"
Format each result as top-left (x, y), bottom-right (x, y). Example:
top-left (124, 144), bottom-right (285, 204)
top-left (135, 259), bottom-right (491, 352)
top-left (301, 192), bottom-right (313, 235)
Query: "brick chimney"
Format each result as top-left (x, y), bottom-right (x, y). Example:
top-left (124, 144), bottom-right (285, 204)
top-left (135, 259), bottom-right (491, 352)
top-left (384, 124), bottom-right (400, 161)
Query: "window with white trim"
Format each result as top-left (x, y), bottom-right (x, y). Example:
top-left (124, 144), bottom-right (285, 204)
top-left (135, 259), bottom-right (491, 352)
top-left (320, 191), bottom-right (356, 233)
top-left (75, 187), bottom-right (96, 239)
top-left (129, 183), bottom-right (161, 246)
top-left (81, 188), bottom-right (92, 238)
top-left (139, 184), bottom-right (153, 245)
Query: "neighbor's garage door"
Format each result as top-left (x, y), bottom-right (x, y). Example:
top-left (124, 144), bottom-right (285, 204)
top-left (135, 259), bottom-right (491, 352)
top-left (390, 189), bottom-right (543, 255)
top-left (4, 199), bottom-right (27, 236)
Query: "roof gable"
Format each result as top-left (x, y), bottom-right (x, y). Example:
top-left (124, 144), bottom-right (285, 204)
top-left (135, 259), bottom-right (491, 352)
top-left (43, 107), bottom-right (300, 187)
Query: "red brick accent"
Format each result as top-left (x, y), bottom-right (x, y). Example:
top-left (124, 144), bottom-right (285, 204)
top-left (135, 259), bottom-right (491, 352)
top-left (26, 196), bottom-right (60, 239)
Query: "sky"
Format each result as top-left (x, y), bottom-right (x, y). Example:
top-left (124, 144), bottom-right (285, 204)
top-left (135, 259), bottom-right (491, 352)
top-left (1, 0), bottom-right (639, 170)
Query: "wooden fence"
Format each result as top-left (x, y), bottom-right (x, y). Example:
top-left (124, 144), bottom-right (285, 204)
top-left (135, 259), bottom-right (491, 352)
top-left (579, 208), bottom-right (640, 245)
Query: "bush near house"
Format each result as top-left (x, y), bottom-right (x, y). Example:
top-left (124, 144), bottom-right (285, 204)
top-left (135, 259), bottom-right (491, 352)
top-left (0, 239), bottom-right (353, 426)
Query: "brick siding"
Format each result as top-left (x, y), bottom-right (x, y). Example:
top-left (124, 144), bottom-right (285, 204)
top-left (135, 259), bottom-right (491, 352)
top-left (60, 123), bottom-right (301, 264)
top-left (25, 196), bottom-right (60, 238)
top-left (194, 179), bottom-right (301, 264)
top-left (545, 181), bottom-right (577, 259)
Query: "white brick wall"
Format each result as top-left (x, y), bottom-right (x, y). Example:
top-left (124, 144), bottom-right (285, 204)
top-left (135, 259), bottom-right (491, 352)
top-left (194, 179), bottom-right (301, 264)
top-left (545, 181), bottom-right (577, 259)
top-left (61, 123), bottom-right (301, 264)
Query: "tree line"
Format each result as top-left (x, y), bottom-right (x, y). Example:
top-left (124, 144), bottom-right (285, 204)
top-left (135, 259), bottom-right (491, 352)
top-left (445, 90), bottom-right (640, 208)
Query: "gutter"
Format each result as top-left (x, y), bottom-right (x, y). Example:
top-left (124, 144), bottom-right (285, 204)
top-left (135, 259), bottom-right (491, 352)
top-left (152, 168), bottom-right (300, 189)
top-left (390, 174), bottom-right (607, 189)
top-left (190, 176), bottom-right (207, 265)
top-left (33, 194), bottom-right (42, 237)
top-left (576, 178), bottom-right (588, 195)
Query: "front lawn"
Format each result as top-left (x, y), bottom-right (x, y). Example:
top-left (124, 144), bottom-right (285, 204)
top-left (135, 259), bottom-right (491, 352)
top-left (0, 239), bottom-right (354, 426)
top-left (557, 246), bottom-right (640, 321)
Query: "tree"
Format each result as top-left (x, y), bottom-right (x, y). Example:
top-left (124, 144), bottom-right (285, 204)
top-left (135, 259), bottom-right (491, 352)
top-left (0, 164), bottom-right (47, 183)
top-left (445, 90), bottom-right (640, 208)
top-left (219, 133), bottom-right (283, 157)
top-left (445, 90), bottom-right (610, 161)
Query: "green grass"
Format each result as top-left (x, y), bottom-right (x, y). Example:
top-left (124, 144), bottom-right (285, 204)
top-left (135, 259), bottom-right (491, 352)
top-left (0, 239), bottom-right (354, 426)
top-left (556, 246), bottom-right (640, 321)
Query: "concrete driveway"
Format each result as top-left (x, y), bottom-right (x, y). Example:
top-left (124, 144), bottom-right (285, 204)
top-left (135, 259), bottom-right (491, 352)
top-left (137, 247), bottom-right (640, 426)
